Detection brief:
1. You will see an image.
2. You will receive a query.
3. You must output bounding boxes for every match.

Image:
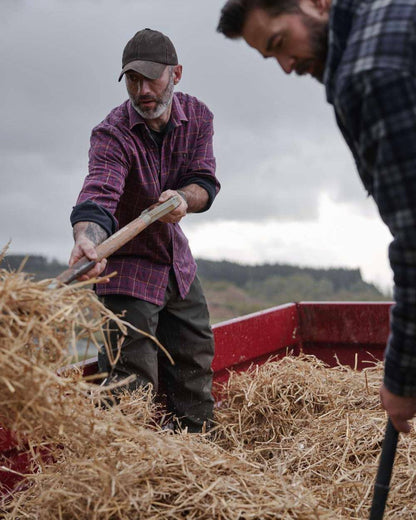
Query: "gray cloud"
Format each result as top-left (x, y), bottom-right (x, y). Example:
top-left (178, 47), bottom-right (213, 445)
top-left (0, 0), bottom-right (369, 262)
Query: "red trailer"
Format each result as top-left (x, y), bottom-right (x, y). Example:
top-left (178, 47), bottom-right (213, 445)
top-left (0, 301), bottom-right (392, 493)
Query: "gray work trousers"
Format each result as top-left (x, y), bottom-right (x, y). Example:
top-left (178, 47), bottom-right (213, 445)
top-left (98, 272), bottom-right (215, 432)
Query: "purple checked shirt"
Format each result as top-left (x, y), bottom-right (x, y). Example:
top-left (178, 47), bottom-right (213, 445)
top-left (73, 93), bottom-right (219, 305)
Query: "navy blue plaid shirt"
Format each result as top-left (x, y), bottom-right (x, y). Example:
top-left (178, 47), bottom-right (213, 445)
top-left (324, 0), bottom-right (416, 395)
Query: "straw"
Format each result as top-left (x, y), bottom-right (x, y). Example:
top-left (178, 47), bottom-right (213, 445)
top-left (1, 266), bottom-right (415, 519)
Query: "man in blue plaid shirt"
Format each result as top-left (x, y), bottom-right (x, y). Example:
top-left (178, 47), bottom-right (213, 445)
top-left (217, 0), bottom-right (416, 433)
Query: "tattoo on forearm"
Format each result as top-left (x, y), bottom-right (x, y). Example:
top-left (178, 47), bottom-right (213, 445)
top-left (73, 222), bottom-right (108, 245)
top-left (84, 223), bottom-right (108, 245)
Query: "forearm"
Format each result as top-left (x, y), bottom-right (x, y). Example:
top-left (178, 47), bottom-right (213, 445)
top-left (73, 221), bottom-right (108, 246)
top-left (178, 184), bottom-right (209, 213)
top-left (69, 221), bottom-right (109, 279)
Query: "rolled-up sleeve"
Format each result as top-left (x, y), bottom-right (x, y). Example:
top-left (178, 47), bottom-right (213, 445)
top-left (70, 200), bottom-right (118, 235)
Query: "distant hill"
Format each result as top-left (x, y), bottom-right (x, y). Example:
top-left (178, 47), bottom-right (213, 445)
top-left (196, 259), bottom-right (372, 292)
top-left (2, 254), bottom-right (388, 323)
top-left (2, 255), bottom-right (67, 280)
top-left (196, 259), bottom-right (388, 322)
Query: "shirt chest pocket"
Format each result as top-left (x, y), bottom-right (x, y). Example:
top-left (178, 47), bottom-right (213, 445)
top-left (167, 151), bottom-right (191, 177)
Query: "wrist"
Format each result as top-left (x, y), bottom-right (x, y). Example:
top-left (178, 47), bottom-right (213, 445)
top-left (177, 190), bottom-right (188, 204)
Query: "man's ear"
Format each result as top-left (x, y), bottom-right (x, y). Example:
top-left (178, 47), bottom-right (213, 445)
top-left (318, 0), bottom-right (331, 14)
top-left (313, 0), bottom-right (331, 15)
top-left (173, 65), bottom-right (183, 85)
top-left (300, 0), bottom-right (330, 17)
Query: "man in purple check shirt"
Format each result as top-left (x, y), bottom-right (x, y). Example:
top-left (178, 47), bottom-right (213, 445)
top-left (69, 29), bottom-right (220, 433)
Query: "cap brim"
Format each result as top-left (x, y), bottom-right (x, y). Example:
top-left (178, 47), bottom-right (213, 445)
top-left (118, 60), bottom-right (167, 82)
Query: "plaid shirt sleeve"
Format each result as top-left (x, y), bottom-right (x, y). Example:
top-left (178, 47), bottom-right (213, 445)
top-left (178, 106), bottom-right (218, 188)
top-left (340, 69), bottom-right (416, 396)
top-left (77, 126), bottom-right (131, 215)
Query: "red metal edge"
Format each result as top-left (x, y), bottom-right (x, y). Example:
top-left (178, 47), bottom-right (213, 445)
top-left (297, 301), bottom-right (392, 369)
top-left (212, 303), bottom-right (300, 382)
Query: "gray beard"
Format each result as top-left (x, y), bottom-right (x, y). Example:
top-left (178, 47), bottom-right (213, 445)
top-left (130, 76), bottom-right (175, 120)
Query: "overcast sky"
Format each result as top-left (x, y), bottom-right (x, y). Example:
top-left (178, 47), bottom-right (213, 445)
top-left (0, 0), bottom-right (393, 292)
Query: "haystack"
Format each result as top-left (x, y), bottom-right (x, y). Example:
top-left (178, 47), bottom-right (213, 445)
top-left (0, 263), bottom-right (415, 519)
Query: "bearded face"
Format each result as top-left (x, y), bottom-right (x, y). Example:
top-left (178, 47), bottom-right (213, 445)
top-left (241, 5), bottom-right (329, 83)
top-left (125, 66), bottom-right (175, 120)
top-left (295, 13), bottom-right (328, 82)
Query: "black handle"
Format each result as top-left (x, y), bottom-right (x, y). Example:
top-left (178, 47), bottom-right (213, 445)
top-left (369, 418), bottom-right (399, 520)
top-left (62, 258), bottom-right (97, 285)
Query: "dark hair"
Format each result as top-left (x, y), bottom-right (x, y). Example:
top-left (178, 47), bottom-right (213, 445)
top-left (217, 0), bottom-right (300, 38)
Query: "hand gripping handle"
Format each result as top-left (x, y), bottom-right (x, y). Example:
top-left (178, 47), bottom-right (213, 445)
top-left (55, 195), bottom-right (181, 285)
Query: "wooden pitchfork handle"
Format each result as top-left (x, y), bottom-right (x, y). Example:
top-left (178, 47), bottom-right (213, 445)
top-left (55, 195), bottom-right (181, 286)
top-left (369, 418), bottom-right (399, 520)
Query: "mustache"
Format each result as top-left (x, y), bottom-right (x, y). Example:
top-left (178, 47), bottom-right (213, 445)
top-left (138, 96), bottom-right (157, 102)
